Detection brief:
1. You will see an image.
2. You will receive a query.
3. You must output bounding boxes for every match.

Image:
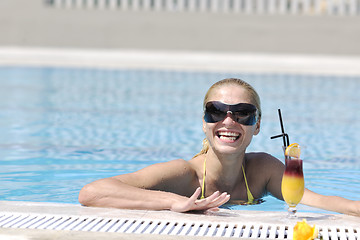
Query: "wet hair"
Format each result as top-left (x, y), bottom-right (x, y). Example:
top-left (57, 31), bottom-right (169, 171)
top-left (193, 78), bottom-right (261, 158)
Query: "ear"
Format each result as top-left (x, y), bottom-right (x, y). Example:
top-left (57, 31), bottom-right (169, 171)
top-left (253, 119), bottom-right (261, 135)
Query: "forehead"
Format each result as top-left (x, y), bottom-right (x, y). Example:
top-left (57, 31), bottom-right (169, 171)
top-left (208, 84), bottom-right (252, 104)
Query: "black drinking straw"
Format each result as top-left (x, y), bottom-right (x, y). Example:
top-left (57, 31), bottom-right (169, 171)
top-left (270, 109), bottom-right (290, 150)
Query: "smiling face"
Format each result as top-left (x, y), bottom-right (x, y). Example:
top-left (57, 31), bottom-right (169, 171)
top-left (202, 83), bottom-right (261, 156)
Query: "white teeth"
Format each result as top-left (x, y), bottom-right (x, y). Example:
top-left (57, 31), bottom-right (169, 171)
top-left (218, 132), bottom-right (240, 137)
top-left (219, 136), bottom-right (237, 141)
top-left (217, 131), bottom-right (240, 141)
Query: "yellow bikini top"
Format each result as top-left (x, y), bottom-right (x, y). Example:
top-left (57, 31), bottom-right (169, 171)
top-left (200, 156), bottom-right (255, 204)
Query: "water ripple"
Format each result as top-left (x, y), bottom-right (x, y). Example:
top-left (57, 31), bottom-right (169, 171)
top-left (1, 67), bottom-right (359, 208)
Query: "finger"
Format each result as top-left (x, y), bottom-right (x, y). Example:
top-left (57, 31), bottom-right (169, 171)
top-left (207, 207), bottom-right (220, 212)
top-left (217, 193), bottom-right (231, 206)
top-left (194, 191), bottom-right (220, 206)
top-left (194, 192), bottom-right (228, 210)
top-left (206, 193), bottom-right (230, 209)
top-left (203, 191), bottom-right (221, 202)
top-left (217, 194), bottom-right (231, 206)
top-left (190, 187), bottom-right (202, 201)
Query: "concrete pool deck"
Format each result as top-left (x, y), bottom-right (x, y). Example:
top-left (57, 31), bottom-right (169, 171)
top-left (1, 0), bottom-right (360, 56)
top-left (0, 201), bottom-right (359, 240)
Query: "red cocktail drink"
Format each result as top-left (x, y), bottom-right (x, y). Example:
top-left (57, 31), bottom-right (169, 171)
top-left (281, 158), bottom-right (304, 217)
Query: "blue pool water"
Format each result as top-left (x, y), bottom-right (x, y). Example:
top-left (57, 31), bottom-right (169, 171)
top-left (0, 66), bottom-right (359, 213)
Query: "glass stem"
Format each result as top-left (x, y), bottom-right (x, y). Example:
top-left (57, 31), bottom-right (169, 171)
top-left (287, 206), bottom-right (297, 218)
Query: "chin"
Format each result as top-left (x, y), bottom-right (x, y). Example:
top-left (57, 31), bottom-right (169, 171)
top-left (214, 145), bottom-right (242, 155)
top-left (213, 138), bottom-right (249, 155)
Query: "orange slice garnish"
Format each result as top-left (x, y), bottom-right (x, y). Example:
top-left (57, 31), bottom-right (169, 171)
top-left (293, 219), bottom-right (318, 240)
top-left (285, 143), bottom-right (301, 158)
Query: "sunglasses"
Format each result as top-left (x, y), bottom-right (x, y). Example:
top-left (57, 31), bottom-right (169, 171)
top-left (204, 101), bottom-right (258, 126)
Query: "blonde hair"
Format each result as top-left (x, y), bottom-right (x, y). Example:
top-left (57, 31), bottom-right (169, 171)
top-left (193, 78), bottom-right (261, 158)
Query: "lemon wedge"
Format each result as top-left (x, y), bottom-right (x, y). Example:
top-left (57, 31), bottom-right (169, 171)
top-left (285, 143), bottom-right (301, 158)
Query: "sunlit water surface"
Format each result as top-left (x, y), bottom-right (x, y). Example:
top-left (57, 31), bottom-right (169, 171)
top-left (0, 66), bottom-right (359, 213)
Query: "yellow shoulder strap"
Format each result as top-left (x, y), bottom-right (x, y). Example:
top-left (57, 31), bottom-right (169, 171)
top-left (242, 165), bottom-right (255, 203)
top-left (201, 158), bottom-right (254, 203)
top-left (200, 156), bottom-right (206, 199)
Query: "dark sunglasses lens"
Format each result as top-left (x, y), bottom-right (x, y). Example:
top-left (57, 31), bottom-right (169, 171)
top-left (204, 102), bottom-right (226, 123)
top-left (204, 101), bottom-right (257, 125)
top-left (231, 103), bottom-right (257, 125)
top-left (234, 113), bottom-right (257, 125)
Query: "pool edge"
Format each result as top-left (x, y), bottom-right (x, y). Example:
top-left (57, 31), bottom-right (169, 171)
top-left (0, 201), bottom-right (359, 239)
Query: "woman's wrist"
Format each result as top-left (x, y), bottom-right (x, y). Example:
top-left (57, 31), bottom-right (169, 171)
top-left (348, 200), bottom-right (360, 217)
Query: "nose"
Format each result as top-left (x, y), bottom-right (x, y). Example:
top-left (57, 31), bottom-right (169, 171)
top-left (223, 111), bottom-right (236, 124)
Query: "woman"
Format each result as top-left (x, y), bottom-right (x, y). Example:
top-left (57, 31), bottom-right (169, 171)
top-left (79, 78), bottom-right (360, 216)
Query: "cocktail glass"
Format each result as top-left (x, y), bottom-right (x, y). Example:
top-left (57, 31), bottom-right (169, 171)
top-left (281, 156), bottom-right (304, 218)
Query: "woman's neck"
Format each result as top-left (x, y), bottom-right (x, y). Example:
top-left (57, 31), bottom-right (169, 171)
top-left (205, 150), bottom-right (246, 189)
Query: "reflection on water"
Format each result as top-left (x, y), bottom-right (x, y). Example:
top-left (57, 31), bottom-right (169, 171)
top-left (0, 67), bottom-right (359, 211)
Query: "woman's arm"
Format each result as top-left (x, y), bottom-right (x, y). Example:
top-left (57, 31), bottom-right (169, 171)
top-left (261, 154), bottom-right (360, 217)
top-left (301, 188), bottom-right (360, 217)
top-left (78, 159), bottom-right (229, 212)
top-left (252, 153), bottom-right (285, 200)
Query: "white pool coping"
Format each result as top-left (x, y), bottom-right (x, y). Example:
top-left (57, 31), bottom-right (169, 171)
top-left (0, 201), bottom-right (359, 240)
top-left (1, 47), bottom-right (360, 76)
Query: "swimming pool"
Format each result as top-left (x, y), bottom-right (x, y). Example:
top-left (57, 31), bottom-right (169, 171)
top-left (1, 66), bottom-right (359, 214)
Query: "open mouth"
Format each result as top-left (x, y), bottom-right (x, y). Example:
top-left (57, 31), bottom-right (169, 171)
top-left (216, 131), bottom-right (241, 142)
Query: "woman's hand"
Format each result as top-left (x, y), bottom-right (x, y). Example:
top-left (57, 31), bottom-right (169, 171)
top-left (170, 187), bottom-right (230, 213)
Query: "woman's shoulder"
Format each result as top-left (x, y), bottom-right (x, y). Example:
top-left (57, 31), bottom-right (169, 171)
top-left (161, 158), bottom-right (192, 169)
top-left (246, 152), bottom-right (276, 160)
top-left (245, 152), bottom-right (285, 191)
top-left (133, 158), bottom-right (196, 178)
top-left (170, 158), bottom-right (193, 166)
top-left (165, 158), bottom-right (201, 189)
top-left (245, 152), bottom-right (284, 168)
top-left (166, 158), bottom-right (198, 175)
